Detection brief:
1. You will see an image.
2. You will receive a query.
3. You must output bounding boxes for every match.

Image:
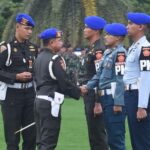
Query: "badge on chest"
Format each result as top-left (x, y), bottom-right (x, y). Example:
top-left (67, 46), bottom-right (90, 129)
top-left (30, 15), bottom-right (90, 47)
top-left (115, 52), bottom-right (126, 75)
top-left (94, 59), bottom-right (101, 72)
top-left (140, 47), bottom-right (150, 71)
top-left (94, 50), bottom-right (103, 72)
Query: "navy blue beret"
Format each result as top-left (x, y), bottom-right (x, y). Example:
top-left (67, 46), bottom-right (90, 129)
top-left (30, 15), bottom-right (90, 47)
top-left (127, 12), bottom-right (150, 25)
top-left (39, 28), bottom-right (62, 40)
top-left (16, 13), bottom-right (35, 27)
top-left (84, 16), bottom-right (106, 30)
top-left (104, 23), bottom-right (127, 36)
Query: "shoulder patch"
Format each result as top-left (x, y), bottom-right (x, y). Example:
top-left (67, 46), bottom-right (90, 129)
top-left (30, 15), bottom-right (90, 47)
top-left (0, 41), bottom-right (7, 53)
top-left (0, 45), bottom-right (7, 53)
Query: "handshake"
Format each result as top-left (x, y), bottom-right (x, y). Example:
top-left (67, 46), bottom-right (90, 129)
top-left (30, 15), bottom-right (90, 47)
top-left (79, 85), bottom-right (88, 96)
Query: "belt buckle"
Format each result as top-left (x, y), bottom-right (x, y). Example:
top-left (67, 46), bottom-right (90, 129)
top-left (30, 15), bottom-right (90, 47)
top-left (125, 85), bottom-right (130, 91)
top-left (98, 90), bottom-right (104, 96)
top-left (98, 90), bottom-right (102, 96)
top-left (21, 83), bottom-right (27, 89)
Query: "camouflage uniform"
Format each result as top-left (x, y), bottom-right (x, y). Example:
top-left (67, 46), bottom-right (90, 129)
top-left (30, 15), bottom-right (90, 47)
top-left (63, 51), bottom-right (80, 85)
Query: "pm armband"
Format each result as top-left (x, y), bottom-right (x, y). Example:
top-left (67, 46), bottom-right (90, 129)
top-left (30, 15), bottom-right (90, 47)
top-left (115, 52), bottom-right (126, 75)
top-left (139, 47), bottom-right (150, 71)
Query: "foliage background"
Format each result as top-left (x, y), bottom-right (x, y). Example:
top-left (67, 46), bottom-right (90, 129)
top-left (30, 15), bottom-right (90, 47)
top-left (0, 0), bottom-right (150, 47)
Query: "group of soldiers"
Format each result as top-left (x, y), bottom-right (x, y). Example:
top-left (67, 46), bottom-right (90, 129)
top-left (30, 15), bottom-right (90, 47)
top-left (0, 11), bottom-right (150, 150)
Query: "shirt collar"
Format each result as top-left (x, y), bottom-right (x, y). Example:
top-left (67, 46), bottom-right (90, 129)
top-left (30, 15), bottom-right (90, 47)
top-left (133, 36), bottom-right (146, 47)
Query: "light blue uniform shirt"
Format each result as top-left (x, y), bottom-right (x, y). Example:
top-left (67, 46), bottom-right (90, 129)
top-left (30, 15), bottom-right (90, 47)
top-left (87, 44), bottom-right (127, 106)
top-left (123, 36), bottom-right (150, 108)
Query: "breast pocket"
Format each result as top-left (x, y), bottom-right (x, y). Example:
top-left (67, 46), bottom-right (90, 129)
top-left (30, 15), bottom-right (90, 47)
top-left (127, 54), bottom-right (135, 62)
top-left (102, 58), bottom-right (113, 78)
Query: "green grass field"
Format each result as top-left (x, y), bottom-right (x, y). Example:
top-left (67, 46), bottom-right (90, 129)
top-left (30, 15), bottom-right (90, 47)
top-left (0, 98), bottom-right (131, 150)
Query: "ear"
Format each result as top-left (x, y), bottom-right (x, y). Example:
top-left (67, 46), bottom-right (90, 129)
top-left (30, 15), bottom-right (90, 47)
top-left (95, 30), bottom-right (99, 34)
top-left (139, 24), bottom-right (145, 31)
top-left (50, 39), bottom-right (54, 45)
top-left (16, 23), bottom-right (19, 29)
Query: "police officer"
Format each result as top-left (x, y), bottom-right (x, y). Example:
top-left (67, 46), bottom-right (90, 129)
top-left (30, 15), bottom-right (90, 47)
top-left (0, 13), bottom-right (38, 150)
top-left (86, 23), bottom-right (127, 150)
top-left (34, 28), bottom-right (86, 150)
top-left (83, 16), bottom-right (108, 150)
top-left (123, 12), bottom-right (150, 150)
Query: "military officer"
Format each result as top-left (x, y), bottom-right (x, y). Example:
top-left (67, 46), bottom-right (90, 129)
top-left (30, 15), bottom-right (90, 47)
top-left (0, 13), bottom-right (38, 150)
top-left (83, 16), bottom-right (108, 150)
top-left (86, 23), bottom-right (127, 150)
top-left (123, 12), bottom-right (150, 150)
top-left (34, 28), bottom-right (86, 150)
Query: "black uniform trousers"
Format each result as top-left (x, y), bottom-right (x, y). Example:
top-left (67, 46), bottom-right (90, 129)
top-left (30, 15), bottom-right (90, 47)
top-left (83, 89), bottom-right (108, 150)
top-left (34, 98), bottom-right (61, 150)
top-left (0, 87), bottom-right (36, 150)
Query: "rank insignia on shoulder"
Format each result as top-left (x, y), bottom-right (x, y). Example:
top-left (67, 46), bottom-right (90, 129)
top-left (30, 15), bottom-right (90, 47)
top-left (29, 45), bottom-right (36, 51)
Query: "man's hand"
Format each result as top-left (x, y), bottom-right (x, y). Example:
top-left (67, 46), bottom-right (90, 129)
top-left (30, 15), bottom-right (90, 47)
top-left (80, 85), bottom-right (88, 96)
top-left (16, 72), bottom-right (32, 82)
top-left (94, 102), bottom-right (103, 117)
top-left (113, 105), bottom-right (122, 113)
top-left (137, 108), bottom-right (147, 121)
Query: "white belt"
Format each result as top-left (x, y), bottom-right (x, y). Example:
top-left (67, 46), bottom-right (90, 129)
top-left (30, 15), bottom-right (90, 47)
top-left (7, 82), bottom-right (33, 89)
top-left (125, 82), bottom-right (139, 90)
top-left (98, 89), bottom-right (112, 96)
top-left (36, 95), bottom-right (53, 102)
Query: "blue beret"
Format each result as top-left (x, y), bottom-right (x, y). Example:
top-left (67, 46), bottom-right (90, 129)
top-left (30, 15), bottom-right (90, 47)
top-left (84, 16), bottom-right (106, 30)
top-left (104, 23), bottom-right (127, 36)
top-left (16, 13), bottom-right (35, 27)
top-left (39, 28), bottom-right (62, 40)
top-left (127, 12), bottom-right (150, 25)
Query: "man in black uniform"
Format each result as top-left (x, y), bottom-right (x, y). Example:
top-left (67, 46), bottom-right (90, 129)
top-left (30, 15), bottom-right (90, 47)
top-left (0, 13), bottom-right (38, 150)
top-left (83, 16), bottom-right (108, 150)
top-left (34, 28), bottom-right (86, 150)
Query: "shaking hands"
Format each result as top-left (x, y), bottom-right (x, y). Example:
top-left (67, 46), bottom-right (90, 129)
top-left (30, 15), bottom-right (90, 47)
top-left (80, 85), bottom-right (88, 96)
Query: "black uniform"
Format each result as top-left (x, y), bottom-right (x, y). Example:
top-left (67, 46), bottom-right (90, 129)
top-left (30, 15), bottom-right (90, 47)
top-left (0, 38), bottom-right (38, 150)
top-left (34, 48), bottom-right (81, 150)
top-left (83, 39), bottom-right (108, 150)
